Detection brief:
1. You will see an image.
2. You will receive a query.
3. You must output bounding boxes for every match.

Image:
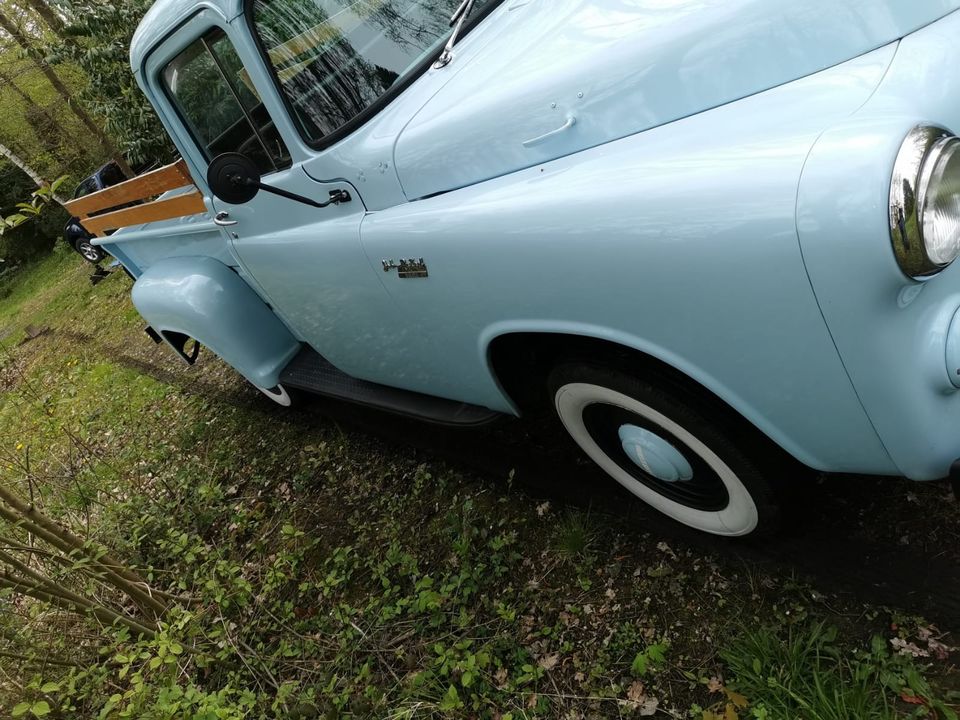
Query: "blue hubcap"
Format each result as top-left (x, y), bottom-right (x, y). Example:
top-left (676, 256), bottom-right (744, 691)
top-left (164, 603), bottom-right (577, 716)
top-left (618, 424), bottom-right (694, 483)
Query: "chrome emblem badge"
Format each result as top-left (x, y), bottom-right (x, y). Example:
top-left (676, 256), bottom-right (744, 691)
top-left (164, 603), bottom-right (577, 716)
top-left (382, 257), bottom-right (429, 279)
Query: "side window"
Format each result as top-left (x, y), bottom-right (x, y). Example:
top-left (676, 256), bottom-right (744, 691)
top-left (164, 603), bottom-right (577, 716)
top-left (98, 163), bottom-right (126, 188)
top-left (163, 29), bottom-right (292, 175)
top-left (251, 0), bottom-right (489, 145)
top-left (73, 177), bottom-right (99, 200)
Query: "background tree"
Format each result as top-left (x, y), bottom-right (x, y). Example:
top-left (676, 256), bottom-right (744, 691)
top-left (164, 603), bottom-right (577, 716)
top-left (0, 67), bottom-right (67, 163)
top-left (19, 0), bottom-right (65, 38)
top-left (0, 36), bottom-right (92, 183)
top-left (37, 0), bottom-right (174, 167)
top-left (0, 6), bottom-right (133, 176)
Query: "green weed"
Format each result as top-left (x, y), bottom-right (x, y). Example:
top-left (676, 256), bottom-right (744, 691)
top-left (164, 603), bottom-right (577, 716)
top-left (552, 507), bottom-right (599, 559)
top-left (719, 622), bottom-right (958, 720)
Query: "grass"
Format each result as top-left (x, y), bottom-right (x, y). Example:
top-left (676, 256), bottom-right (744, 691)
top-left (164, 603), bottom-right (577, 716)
top-left (0, 249), bottom-right (957, 718)
top-left (719, 623), bottom-right (959, 720)
top-left (551, 507), bottom-right (599, 559)
top-left (722, 623), bottom-right (893, 720)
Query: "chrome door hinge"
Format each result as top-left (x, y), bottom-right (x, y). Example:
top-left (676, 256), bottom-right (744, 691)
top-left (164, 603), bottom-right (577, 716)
top-left (382, 257), bottom-right (429, 279)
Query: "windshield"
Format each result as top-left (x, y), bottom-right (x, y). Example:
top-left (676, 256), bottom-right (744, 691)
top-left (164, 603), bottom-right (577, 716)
top-left (251, 0), bottom-right (491, 145)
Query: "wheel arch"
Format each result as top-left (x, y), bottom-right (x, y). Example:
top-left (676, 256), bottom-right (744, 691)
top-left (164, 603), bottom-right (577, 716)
top-left (131, 256), bottom-right (301, 389)
top-left (484, 327), bottom-right (808, 470)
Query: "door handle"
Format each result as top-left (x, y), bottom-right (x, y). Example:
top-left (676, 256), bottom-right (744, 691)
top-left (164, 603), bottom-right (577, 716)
top-left (522, 115), bottom-right (576, 148)
top-left (214, 211), bottom-right (238, 227)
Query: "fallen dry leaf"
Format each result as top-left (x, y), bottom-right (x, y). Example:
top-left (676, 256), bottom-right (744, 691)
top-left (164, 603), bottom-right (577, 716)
top-left (622, 681), bottom-right (658, 716)
top-left (724, 689), bottom-right (748, 709)
top-left (891, 637), bottom-right (930, 658)
top-left (638, 697), bottom-right (659, 716)
top-left (537, 653), bottom-right (559, 671)
top-left (900, 692), bottom-right (926, 706)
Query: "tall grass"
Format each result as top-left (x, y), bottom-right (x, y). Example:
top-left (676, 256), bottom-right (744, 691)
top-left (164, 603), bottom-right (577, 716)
top-left (721, 623), bottom-right (893, 720)
top-left (722, 622), bottom-right (959, 719)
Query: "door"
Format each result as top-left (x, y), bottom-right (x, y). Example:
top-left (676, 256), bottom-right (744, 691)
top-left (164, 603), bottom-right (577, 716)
top-left (208, 0), bottom-right (487, 379)
top-left (160, 24), bottom-right (391, 370)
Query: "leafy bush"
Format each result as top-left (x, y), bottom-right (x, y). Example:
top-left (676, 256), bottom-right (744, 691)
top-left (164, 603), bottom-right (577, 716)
top-left (0, 162), bottom-right (66, 265)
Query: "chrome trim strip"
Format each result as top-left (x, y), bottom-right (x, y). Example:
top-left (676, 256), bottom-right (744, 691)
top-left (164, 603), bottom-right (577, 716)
top-left (91, 220), bottom-right (218, 246)
top-left (522, 115), bottom-right (577, 148)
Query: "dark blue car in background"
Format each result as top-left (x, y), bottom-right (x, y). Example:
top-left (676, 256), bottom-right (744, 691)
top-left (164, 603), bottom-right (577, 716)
top-left (63, 161), bottom-right (126, 264)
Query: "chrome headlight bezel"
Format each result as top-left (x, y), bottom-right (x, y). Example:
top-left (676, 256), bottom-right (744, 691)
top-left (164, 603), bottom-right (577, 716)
top-left (890, 125), bottom-right (960, 278)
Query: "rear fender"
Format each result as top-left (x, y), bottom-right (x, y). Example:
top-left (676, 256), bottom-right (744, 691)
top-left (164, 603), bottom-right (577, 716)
top-left (131, 256), bottom-right (300, 390)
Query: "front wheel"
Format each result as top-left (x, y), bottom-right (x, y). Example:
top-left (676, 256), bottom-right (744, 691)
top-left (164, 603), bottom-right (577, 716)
top-left (549, 363), bottom-right (781, 537)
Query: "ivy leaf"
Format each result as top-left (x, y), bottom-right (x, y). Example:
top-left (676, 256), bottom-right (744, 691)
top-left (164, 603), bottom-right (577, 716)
top-left (39, 682), bottom-right (60, 693)
top-left (11, 703), bottom-right (30, 717)
top-left (646, 642), bottom-right (667, 665)
top-left (30, 701), bottom-right (51, 718)
top-left (631, 652), bottom-right (649, 677)
top-left (438, 685), bottom-right (461, 711)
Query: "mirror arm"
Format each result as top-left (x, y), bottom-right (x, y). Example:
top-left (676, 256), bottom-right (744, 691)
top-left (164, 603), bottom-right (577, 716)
top-left (244, 179), bottom-right (350, 208)
top-left (207, 154), bottom-right (351, 209)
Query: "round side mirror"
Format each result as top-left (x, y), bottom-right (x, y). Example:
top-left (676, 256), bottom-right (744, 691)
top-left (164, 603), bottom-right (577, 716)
top-left (207, 153), bottom-right (261, 204)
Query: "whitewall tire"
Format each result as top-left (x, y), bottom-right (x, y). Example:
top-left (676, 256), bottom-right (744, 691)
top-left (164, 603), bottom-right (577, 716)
top-left (549, 364), bottom-right (779, 537)
top-left (256, 383), bottom-right (295, 407)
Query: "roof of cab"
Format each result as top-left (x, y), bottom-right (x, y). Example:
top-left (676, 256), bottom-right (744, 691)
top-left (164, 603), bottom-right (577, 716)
top-left (130, 0), bottom-right (242, 73)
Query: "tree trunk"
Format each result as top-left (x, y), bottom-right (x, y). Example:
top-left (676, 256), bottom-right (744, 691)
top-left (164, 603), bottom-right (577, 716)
top-left (20, 0), bottom-right (67, 38)
top-left (0, 141), bottom-right (69, 204)
top-left (0, 10), bottom-right (133, 178)
top-left (0, 68), bottom-right (59, 128)
top-left (0, 142), bottom-right (47, 188)
top-left (0, 68), bottom-right (64, 156)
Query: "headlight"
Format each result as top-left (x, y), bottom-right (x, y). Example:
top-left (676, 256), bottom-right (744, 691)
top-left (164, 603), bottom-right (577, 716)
top-left (890, 125), bottom-right (960, 277)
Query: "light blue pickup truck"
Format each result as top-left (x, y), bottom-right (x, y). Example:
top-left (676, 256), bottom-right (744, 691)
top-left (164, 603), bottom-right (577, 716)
top-left (76, 0), bottom-right (960, 537)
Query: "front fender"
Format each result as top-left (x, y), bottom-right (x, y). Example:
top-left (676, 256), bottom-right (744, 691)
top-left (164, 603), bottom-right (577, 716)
top-left (797, 9), bottom-right (960, 480)
top-left (131, 256), bottom-right (300, 389)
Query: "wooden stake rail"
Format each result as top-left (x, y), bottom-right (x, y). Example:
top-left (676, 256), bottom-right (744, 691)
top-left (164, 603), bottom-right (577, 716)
top-left (64, 159), bottom-right (207, 238)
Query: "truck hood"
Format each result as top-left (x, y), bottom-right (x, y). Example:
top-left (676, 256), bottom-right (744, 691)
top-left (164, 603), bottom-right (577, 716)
top-left (395, 0), bottom-right (960, 200)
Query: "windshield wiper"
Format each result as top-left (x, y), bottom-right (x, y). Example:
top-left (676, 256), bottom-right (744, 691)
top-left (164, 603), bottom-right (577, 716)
top-left (433, 0), bottom-right (476, 69)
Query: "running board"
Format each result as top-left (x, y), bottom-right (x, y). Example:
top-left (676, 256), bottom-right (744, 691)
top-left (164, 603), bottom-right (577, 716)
top-left (279, 347), bottom-right (501, 426)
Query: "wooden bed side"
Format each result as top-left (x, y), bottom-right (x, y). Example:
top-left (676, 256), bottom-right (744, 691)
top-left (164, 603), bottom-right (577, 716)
top-left (64, 159), bottom-right (208, 237)
top-left (80, 192), bottom-right (208, 237)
